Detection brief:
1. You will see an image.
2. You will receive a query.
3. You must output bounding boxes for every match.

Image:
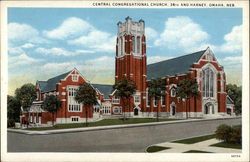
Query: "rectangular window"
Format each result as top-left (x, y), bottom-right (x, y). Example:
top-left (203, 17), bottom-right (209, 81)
top-left (36, 115), bottom-right (39, 123)
top-left (72, 75), bottom-right (78, 82)
top-left (134, 95), bottom-right (140, 103)
top-left (146, 90), bottom-right (150, 107)
top-left (161, 95), bottom-right (166, 106)
top-left (68, 104), bottom-right (81, 112)
top-left (154, 96), bottom-right (158, 106)
top-left (71, 117), bottom-right (79, 122)
top-left (113, 96), bottom-right (120, 104)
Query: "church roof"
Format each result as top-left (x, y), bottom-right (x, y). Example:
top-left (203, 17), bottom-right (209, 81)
top-left (92, 84), bottom-right (113, 99)
top-left (37, 71), bottom-right (71, 92)
top-left (147, 50), bottom-right (206, 80)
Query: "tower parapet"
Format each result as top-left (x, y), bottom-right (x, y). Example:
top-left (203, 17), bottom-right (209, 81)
top-left (117, 16), bottom-right (145, 37)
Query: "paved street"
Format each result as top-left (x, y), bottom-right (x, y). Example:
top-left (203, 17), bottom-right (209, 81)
top-left (8, 118), bottom-right (241, 152)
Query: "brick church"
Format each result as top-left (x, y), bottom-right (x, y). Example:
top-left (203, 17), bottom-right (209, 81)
top-left (21, 17), bottom-right (234, 126)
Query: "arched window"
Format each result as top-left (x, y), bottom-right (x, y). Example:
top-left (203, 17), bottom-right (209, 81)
top-left (136, 36), bottom-right (140, 54)
top-left (120, 37), bottom-right (123, 55)
top-left (146, 88), bottom-right (150, 107)
top-left (132, 36), bottom-right (135, 53)
top-left (170, 88), bottom-right (176, 97)
top-left (202, 68), bottom-right (214, 97)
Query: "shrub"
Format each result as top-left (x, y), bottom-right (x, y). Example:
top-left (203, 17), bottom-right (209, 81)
top-left (230, 125), bottom-right (241, 144)
top-left (215, 124), bottom-right (242, 144)
top-left (7, 119), bottom-right (15, 128)
top-left (215, 124), bottom-right (232, 143)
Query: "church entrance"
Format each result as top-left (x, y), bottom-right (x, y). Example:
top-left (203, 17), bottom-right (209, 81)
top-left (134, 108), bottom-right (139, 116)
top-left (205, 103), bottom-right (214, 114)
top-left (170, 105), bottom-right (176, 116)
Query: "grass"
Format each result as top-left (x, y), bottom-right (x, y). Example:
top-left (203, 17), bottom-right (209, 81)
top-left (211, 142), bottom-right (241, 149)
top-left (184, 150), bottom-right (212, 153)
top-left (172, 134), bottom-right (216, 144)
top-left (146, 146), bottom-right (170, 153)
top-left (27, 118), bottom-right (180, 131)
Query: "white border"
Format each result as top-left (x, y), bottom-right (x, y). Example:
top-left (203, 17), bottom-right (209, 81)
top-left (1, 1), bottom-right (249, 162)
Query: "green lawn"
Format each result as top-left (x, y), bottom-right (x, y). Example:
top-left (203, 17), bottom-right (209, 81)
top-left (146, 146), bottom-right (170, 153)
top-left (211, 142), bottom-right (241, 149)
top-left (184, 150), bottom-right (212, 153)
top-left (27, 118), bottom-right (179, 131)
top-left (172, 134), bottom-right (216, 144)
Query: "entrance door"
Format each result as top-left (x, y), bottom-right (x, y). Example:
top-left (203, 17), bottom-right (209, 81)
top-left (171, 105), bottom-right (176, 116)
top-left (205, 103), bottom-right (214, 114)
top-left (227, 108), bottom-right (231, 115)
top-left (134, 108), bottom-right (138, 116)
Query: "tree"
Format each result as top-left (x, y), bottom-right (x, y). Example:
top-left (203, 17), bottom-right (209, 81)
top-left (148, 78), bottom-right (166, 122)
top-left (7, 95), bottom-right (21, 127)
top-left (7, 95), bottom-right (21, 122)
top-left (176, 78), bottom-right (199, 119)
top-left (75, 83), bottom-right (98, 126)
top-left (42, 95), bottom-right (61, 126)
top-left (15, 83), bottom-right (36, 127)
top-left (113, 79), bottom-right (136, 121)
top-left (226, 84), bottom-right (242, 115)
top-left (15, 83), bottom-right (37, 109)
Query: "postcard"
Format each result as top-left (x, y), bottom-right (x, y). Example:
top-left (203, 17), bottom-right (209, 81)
top-left (1, 0), bottom-right (249, 161)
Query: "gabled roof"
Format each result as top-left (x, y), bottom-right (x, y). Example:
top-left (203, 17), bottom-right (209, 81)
top-left (147, 50), bottom-right (206, 80)
top-left (37, 71), bottom-right (71, 92)
top-left (92, 84), bottom-right (113, 99)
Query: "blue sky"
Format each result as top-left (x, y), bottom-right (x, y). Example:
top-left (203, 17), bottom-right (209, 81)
top-left (8, 8), bottom-right (242, 95)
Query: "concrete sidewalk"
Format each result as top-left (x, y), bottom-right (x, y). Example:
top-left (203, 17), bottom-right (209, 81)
top-left (153, 138), bottom-right (241, 153)
top-left (8, 117), bottom-right (241, 135)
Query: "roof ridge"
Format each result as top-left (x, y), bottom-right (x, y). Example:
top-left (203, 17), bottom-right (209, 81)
top-left (46, 70), bottom-right (72, 82)
top-left (148, 49), bottom-right (206, 66)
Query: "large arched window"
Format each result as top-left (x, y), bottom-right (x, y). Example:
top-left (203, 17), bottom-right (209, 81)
top-left (136, 36), bottom-right (141, 54)
top-left (120, 37), bottom-right (123, 55)
top-left (132, 36), bottom-right (135, 53)
top-left (202, 68), bottom-right (214, 97)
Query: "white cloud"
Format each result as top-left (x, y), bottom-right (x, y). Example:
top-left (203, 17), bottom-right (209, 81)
top-left (68, 30), bottom-right (116, 52)
top-left (21, 43), bottom-right (35, 48)
top-left (43, 17), bottom-right (116, 52)
top-left (9, 53), bottom-right (41, 67)
top-left (35, 47), bottom-right (74, 56)
top-left (147, 56), bottom-right (172, 64)
top-left (8, 23), bottom-right (39, 41)
top-left (145, 27), bottom-right (158, 41)
top-left (44, 17), bottom-right (93, 40)
top-left (218, 25), bottom-right (242, 53)
top-left (8, 47), bottom-right (25, 55)
top-left (8, 23), bottom-right (48, 44)
top-left (154, 16), bottom-right (209, 52)
top-left (75, 49), bottom-right (96, 54)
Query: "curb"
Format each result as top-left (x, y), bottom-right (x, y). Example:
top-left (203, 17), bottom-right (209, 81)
top-left (8, 117), bottom-right (241, 135)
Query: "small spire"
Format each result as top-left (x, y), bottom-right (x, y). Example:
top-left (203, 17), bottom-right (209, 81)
top-left (117, 21), bottom-right (122, 25)
top-left (139, 19), bottom-right (144, 23)
top-left (125, 16), bottom-right (132, 21)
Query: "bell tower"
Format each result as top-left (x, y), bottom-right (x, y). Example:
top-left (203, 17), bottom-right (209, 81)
top-left (115, 17), bottom-right (147, 114)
